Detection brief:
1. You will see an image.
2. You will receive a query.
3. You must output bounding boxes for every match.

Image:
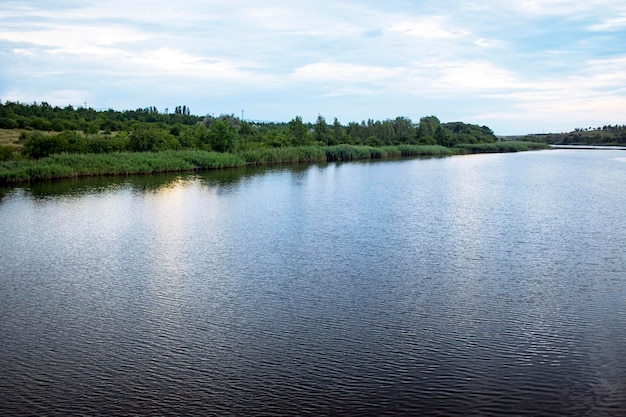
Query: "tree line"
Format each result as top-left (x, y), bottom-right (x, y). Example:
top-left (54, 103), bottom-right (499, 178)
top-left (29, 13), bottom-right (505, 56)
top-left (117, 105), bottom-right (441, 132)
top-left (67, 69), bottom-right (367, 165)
top-left (0, 101), bottom-right (201, 133)
top-left (526, 125), bottom-right (626, 146)
top-left (1, 101), bottom-right (499, 160)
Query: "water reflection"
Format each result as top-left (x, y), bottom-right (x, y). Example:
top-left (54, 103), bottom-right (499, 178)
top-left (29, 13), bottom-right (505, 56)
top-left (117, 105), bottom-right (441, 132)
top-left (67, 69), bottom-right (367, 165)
top-left (1, 150), bottom-right (626, 415)
top-left (2, 164), bottom-right (316, 201)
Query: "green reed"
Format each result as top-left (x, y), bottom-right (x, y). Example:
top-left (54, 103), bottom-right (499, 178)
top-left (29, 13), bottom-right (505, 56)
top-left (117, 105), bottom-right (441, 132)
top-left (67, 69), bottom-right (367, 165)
top-left (455, 141), bottom-right (550, 153)
top-left (0, 142), bottom-right (550, 184)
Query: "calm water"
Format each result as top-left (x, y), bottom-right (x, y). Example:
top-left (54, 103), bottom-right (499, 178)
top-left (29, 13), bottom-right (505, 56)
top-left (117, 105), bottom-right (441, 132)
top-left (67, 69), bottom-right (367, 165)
top-left (1, 149), bottom-right (626, 416)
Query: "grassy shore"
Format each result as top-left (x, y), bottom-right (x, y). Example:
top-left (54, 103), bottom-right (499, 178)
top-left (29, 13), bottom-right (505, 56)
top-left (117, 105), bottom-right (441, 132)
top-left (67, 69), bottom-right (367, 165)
top-left (0, 142), bottom-right (548, 184)
top-left (454, 141), bottom-right (550, 153)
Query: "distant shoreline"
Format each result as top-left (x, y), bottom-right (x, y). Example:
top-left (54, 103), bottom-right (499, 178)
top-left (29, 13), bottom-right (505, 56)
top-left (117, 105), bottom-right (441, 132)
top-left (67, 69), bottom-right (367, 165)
top-left (549, 145), bottom-right (626, 150)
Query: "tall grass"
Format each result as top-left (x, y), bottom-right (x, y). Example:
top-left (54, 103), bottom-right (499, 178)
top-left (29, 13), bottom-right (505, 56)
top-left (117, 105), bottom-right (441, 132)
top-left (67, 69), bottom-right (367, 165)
top-left (237, 146), bottom-right (326, 165)
top-left (0, 142), bottom-right (549, 184)
top-left (325, 145), bottom-right (384, 161)
top-left (175, 150), bottom-right (246, 169)
top-left (455, 141), bottom-right (550, 153)
top-left (394, 145), bottom-right (456, 157)
top-left (0, 151), bottom-right (246, 183)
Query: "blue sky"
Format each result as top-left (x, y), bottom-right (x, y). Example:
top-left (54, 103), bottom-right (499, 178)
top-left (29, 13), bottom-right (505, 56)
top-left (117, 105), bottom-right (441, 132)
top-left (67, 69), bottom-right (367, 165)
top-left (1, 0), bottom-right (625, 134)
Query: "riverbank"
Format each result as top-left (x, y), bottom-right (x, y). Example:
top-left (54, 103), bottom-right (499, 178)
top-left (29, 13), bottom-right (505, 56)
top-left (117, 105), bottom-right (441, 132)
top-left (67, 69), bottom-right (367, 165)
top-left (0, 142), bottom-right (549, 184)
top-left (549, 144), bottom-right (626, 150)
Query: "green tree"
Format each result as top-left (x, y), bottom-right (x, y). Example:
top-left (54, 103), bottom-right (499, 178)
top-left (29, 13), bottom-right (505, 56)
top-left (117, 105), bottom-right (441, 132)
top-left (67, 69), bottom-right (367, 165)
top-left (441, 122), bottom-right (497, 144)
top-left (29, 116), bottom-right (51, 131)
top-left (264, 127), bottom-right (290, 148)
top-left (21, 131), bottom-right (69, 159)
top-left (50, 118), bottom-right (67, 132)
top-left (239, 120), bottom-right (255, 137)
top-left (129, 125), bottom-right (179, 152)
top-left (418, 116), bottom-right (440, 139)
top-left (346, 121), bottom-right (368, 144)
top-left (0, 117), bottom-right (18, 129)
top-left (393, 117), bottom-right (416, 144)
top-left (84, 122), bottom-right (99, 135)
top-left (435, 125), bottom-right (456, 147)
top-left (332, 118), bottom-right (345, 145)
top-left (58, 131), bottom-right (90, 153)
top-left (371, 120), bottom-right (396, 145)
top-left (87, 133), bottom-right (130, 153)
top-left (206, 119), bottom-right (237, 152)
top-left (313, 114), bottom-right (330, 144)
top-left (289, 116), bottom-right (309, 145)
top-left (365, 135), bottom-right (383, 147)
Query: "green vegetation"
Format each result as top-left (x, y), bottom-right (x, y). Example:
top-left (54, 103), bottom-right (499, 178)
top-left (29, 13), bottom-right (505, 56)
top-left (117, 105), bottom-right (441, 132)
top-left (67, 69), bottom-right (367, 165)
top-left (239, 146), bottom-right (326, 165)
top-left (0, 101), bottom-right (549, 183)
top-left (0, 102), bottom-right (501, 158)
top-left (455, 141), bottom-right (550, 153)
top-left (0, 151), bottom-right (245, 183)
top-left (0, 143), bottom-right (546, 184)
top-left (523, 125), bottom-right (626, 146)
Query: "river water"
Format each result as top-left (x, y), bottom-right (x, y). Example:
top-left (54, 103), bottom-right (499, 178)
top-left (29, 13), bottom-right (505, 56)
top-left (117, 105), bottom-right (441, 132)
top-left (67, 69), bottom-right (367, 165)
top-left (1, 149), bottom-right (626, 416)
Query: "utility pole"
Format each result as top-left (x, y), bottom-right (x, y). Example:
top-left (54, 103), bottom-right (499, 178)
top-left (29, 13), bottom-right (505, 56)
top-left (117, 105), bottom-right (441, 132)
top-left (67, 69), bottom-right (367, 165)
top-left (241, 110), bottom-right (244, 121)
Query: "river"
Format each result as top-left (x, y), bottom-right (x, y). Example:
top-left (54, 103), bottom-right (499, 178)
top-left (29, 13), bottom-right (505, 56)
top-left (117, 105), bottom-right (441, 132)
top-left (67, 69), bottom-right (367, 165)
top-left (1, 149), bottom-right (625, 416)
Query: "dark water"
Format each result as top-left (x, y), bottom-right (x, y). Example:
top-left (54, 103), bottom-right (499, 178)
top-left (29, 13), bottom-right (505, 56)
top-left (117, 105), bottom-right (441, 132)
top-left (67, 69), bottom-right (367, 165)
top-left (1, 150), bottom-right (626, 416)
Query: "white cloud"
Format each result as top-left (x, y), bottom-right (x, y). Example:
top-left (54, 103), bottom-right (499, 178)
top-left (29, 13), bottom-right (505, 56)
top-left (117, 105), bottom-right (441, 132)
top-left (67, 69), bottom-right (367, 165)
top-left (293, 62), bottom-right (402, 83)
top-left (0, 25), bottom-right (153, 54)
top-left (508, 0), bottom-right (620, 16)
top-left (12, 48), bottom-right (35, 56)
top-left (588, 16), bottom-right (626, 31)
top-left (0, 0), bottom-right (210, 27)
top-left (132, 48), bottom-right (261, 81)
top-left (388, 17), bottom-right (469, 40)
top-left (434, 62), bottom-right (521, 91)
top-left (474, 38), bottom-right (506, 49)
top-left (2, 0), bottom-right (626, 134)
top-left (472, 54), bottom-right (626, 132)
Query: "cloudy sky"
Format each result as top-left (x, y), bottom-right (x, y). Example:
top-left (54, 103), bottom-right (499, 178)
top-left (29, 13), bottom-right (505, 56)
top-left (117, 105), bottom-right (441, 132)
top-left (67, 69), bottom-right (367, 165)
top-left (1, 0), bottom-right (625, 134)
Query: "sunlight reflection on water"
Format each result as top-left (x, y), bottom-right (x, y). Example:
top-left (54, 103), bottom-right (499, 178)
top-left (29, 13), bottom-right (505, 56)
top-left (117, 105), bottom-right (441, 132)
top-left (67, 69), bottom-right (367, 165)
top-left (1, 151), bottom-right (625, 416)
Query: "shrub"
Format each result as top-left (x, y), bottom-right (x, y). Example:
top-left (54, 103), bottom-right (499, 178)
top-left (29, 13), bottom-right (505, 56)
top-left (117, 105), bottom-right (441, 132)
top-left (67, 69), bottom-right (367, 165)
top-left (0, 145), bottom-right (15, 161)
top-left (21, 131), bottom-right (69, 159)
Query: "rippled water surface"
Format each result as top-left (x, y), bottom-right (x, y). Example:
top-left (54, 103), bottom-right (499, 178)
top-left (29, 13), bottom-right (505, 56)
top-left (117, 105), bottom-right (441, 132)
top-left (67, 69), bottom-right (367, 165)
top-left (1, 150), bottom-right (626, 416)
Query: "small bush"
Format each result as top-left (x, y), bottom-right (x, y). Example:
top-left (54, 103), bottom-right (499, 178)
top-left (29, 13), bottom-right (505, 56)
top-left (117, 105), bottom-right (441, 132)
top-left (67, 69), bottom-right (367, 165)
top-left (0, 145), bottom-right (15, 161)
